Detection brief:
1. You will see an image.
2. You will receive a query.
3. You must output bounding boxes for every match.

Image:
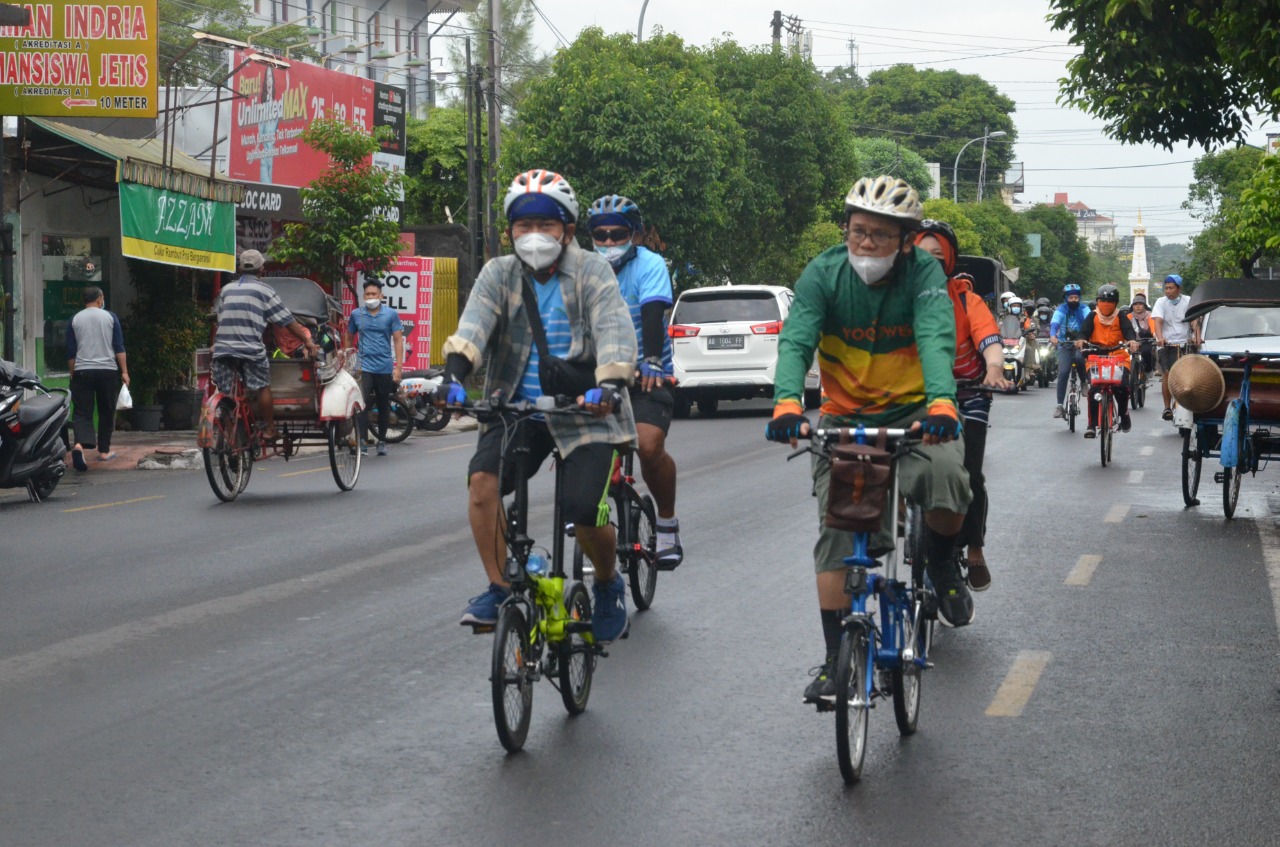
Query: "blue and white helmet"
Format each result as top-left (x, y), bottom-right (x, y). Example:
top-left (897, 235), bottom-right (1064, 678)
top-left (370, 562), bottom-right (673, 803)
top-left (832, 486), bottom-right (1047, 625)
top-left (587, 195), bottom-right (644, 231)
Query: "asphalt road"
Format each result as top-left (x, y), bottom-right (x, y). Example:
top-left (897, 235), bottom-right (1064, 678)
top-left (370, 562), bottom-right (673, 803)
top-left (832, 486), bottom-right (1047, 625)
top-left (3, 388), bottom-right (1280, 846)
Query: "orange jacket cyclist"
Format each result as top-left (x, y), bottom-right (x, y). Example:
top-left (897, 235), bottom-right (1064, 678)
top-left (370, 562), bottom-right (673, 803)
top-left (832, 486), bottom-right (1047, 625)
top-left (1075, 284), bottom-right (1139, 438)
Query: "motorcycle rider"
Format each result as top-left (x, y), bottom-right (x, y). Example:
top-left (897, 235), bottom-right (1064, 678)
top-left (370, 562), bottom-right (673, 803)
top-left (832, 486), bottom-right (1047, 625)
top-left (585, 194), bottom-right (683, 568)
top-left (1001, 296), bottom-right (1037, 384)
top-left (1050, 283), bottom-right (1092, 418)
top-left (913, 220), bottom-right (1011, 591)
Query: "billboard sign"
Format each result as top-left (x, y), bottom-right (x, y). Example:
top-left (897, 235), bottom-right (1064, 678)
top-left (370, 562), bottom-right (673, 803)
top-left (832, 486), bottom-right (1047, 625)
top-left (120, 181), bottom-right (236, 272)
top-left (229, 50), bottom-right (406, 193)
top-left (0, 0), bottom-right (158, 117)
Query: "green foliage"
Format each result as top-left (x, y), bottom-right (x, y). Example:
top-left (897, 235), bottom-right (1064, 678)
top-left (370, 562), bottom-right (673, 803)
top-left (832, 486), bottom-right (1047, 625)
top-left (447, 0), bottom-right (550, 112)
top-left (776, 218), bottom-right (845, 287)
top-left (1020, 205), bottom-right (1090, 298)
top-left (1050, 0), bottom-right (1280, 149)
top-left (271, 117), bottom-right (405, 297)
top-left (844, 65), bottom-right (1017, 201)
top-left (403, 107), bottom-right (477, 226)
top-left (919, 198), bottom-right (982, 254)
top-left (1181, 146), bottom-right (1280, 279)
top-left (504, 29), bottom-right (748, 283)
top-left (122, 260), bottom-right (207, 405)
top-left (1232, 156), bottom-right (1280, 267)
top-left (1086, 240), bottom-right (1129, 294)
top-left (963, 199), bottom-right (1030, 273)
top-left (158, 0), bottom-right (312, 87)
top-left (850, 137), bottom-right (931, 196)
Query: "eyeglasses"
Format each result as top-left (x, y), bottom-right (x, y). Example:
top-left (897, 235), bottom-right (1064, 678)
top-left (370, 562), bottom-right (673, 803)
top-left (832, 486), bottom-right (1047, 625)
top-left (591, 228), bottom-right (632, 244)
top-left (846, 226), bottom-right (899, 247)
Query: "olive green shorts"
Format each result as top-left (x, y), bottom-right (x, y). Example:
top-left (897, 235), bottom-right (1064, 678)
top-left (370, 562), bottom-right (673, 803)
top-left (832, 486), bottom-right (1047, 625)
top-left (810, 418), bottom-right (971, 574)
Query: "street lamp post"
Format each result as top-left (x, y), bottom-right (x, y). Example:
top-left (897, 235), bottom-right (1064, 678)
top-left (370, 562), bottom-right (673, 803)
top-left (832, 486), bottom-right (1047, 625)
top-left (952, 129), bottom-right (1007, 203)
top-left (637, 0), bottom-right (650, 42)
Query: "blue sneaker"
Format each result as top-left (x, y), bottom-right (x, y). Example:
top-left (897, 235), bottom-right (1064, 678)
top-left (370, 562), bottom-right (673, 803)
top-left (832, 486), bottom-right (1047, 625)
top-left (459, 583), bottom-right (509, 626)
top-left (591, 573), bottom-right (629, 643)
top-left (376, 441), bottom-right (388, 456)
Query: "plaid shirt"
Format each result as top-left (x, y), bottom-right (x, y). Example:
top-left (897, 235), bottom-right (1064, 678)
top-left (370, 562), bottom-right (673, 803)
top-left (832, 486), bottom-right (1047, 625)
top-left (443, 242), bottom-right (638, 454)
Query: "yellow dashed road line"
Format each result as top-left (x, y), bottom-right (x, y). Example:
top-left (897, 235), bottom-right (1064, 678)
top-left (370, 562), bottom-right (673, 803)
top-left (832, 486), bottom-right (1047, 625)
top-left (986, 651), bottom-right (1052, 717)
top-left (63, 495), bottom-right (165, 513)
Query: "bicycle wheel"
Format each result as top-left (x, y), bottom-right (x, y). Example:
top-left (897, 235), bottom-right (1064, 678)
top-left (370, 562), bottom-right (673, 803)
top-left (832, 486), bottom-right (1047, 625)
top-left (626, 492), bottom-right (658, 611)
top-left (381, 399), bottom-right (414, 443)
top-left (327, 416), bottom-right (361, 491)
top-left (892, 598), bottom-right (928, 736)
top-left (1133, 365), bottom-right (1147, 409)
top-left (904, 503), bottom-right (927, 588)
top-left (834, 626), bottom-right (871, 784)
top-left (1067, 382), bottom-right (1078, 433)
top-left (492, 605), bottom-right (533, 752)
top-left (557, 581), bottom-right (595, 716)
top-left (204, 400), bottom-right (248, 502)
top-left (571, 541), bottom-right (593, 584)
top-left (1099, 394), bottom-right (1113, 467)
top-left (1181, 426), bottom-right (1201, 506)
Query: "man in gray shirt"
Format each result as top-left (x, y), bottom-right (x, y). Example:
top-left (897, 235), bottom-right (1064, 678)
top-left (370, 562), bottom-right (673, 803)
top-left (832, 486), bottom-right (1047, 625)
top-left (66, 285), bottom-right (130, 469)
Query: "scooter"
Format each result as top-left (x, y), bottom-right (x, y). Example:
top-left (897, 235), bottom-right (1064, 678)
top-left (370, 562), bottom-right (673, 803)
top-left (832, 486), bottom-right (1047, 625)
top-left (1001, 335), bottom-right (1027, 393)
top-left (398, 367), bottom-right (452, 431)
top-left (0, 359), bottom-right (71, 502)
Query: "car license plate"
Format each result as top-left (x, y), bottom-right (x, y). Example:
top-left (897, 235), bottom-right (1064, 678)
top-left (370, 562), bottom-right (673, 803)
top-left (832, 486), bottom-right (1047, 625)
top-left (706, 335), bottom-right (744, 350)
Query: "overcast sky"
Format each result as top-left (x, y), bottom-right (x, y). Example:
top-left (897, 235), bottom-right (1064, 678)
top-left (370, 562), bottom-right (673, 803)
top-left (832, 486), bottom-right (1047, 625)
top-left (525, 0), bottom-right (1278, 248)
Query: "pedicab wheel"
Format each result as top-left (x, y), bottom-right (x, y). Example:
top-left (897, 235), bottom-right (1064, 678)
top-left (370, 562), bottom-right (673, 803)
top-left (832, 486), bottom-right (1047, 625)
top-left (1223, 466), bottom-right (1240, 519)
top-left (558, 581), bottom-right (595, 716)
top-left (382, 399), bottom-right (415, 443)
top-left (327, 417), bottom-right (361, 491)
top-left (892, 603), bottom-right (927, 736)
top-left (492, 605), bottom-right (533, 752)
top-left (835, 625), bottom-right (870, 784)
top-left (204, 399), bottom-right (249, 502)
top-left (627, 492), bottom-right (659, 611)
top-left (1181, 427), bottom-right (1201, 506)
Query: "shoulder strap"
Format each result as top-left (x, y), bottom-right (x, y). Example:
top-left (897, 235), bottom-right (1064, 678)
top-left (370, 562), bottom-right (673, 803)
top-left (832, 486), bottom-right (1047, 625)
top-left (520, 276), bottom-right (551, 361)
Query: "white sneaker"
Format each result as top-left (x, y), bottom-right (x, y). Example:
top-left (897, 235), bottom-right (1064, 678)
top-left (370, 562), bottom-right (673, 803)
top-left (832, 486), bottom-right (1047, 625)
top-left (1053, 405), bottom-right (1065, 419)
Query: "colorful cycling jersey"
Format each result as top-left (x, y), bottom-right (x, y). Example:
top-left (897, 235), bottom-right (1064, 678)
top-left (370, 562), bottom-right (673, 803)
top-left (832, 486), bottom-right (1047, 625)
top-left (775, 244), bottom-right (957, 425)
top-left (949, 276), bottom-right (1000, 383)
top-left (613, 246), bottom-right (674, 375)
top-left (1050, 301), bottom-right (1092, 339)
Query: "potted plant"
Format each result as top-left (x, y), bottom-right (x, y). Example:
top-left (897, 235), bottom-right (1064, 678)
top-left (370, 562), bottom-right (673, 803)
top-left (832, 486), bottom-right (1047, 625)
top-left (123, 260), bottom-right (209, 431)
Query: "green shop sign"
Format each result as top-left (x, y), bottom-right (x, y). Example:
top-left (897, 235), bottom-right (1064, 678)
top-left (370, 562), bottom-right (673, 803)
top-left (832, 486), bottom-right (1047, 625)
top-left (120, 181), bottom-right (235, 272)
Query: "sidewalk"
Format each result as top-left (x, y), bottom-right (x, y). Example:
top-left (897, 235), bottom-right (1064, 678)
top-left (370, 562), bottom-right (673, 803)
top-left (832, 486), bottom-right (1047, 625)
top-left (63, 416), bottom-right (479, 473)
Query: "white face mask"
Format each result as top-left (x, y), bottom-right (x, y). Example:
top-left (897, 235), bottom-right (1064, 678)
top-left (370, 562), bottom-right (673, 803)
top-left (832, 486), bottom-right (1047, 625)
top-left (847, 250), bottom-right (896, 285)
top-left (595, 244), bottom-right (630, 266)
top-left (364, 298), bottom-right (381, 310)
top-left (514, 233), bottom-right (564, 271)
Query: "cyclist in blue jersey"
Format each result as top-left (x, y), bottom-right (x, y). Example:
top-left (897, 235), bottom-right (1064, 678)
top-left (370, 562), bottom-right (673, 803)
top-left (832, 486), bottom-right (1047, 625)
top-left (587, 195), bottom-right (683, 567)
top-left (1050, 283), bottom-right (1092, 419)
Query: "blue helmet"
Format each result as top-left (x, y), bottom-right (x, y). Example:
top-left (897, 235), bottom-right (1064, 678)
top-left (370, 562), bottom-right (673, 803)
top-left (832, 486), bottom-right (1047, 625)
top-left (1063, 283), bottom-right (1082, 296)
top-left (587, 194), bottom-right (644, 231)
top-left (1164, 274), bottom-right (1183, 287)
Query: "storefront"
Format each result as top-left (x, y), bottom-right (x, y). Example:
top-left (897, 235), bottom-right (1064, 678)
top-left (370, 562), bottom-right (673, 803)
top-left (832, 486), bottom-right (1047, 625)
top-left (6, 118), bottom-right (241, 385)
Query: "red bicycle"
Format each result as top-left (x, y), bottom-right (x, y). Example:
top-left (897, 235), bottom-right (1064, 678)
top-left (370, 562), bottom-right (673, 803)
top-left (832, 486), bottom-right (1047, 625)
top-left (1083, 344), bottom-right (1127, 467)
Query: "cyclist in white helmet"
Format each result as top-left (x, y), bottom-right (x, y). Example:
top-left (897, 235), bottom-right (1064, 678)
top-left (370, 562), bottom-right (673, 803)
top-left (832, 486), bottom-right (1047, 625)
top-left (437, 169), bottom-right (639, 644)
top-left (765, 175), bottom-right (974, 705)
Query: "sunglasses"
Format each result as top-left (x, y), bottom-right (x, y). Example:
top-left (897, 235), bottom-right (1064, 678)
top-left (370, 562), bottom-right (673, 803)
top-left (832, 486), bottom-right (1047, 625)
top-left (591, 228), bottom-right (633, 244)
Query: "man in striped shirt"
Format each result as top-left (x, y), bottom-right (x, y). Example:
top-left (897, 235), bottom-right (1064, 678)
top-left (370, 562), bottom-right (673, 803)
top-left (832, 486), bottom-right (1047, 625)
top-left (211, 250), bottom-right (319, 439)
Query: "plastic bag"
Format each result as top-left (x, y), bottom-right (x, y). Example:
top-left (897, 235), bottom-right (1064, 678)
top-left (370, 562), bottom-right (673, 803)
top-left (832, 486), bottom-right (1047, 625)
top-left (116, 382), bottom-right (133, 410)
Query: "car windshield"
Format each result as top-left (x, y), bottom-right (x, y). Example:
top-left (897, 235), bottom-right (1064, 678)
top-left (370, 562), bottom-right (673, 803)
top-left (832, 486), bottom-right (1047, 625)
top-left (673, 292), bottom-right (781, 324)
top-left (1202, 306), bottom-right (1280, 340)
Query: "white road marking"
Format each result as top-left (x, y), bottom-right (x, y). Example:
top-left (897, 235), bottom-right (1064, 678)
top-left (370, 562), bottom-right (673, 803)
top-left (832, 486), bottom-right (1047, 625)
top-left (1104, 503), bottom-right (1130, 523)
top-left (1140, 446), bottom-right (1155, 457)
top-left (986, 651), bottom-right (1052, 717)
top-left (1150, 429), bottom-right (1163, 438)
top-left (1065, 554), bottom-right (1103, 586)
top-left (1128, 470), bottom-right (1144, 484)
top-left (1263, 525), bottom-right (1280, 657)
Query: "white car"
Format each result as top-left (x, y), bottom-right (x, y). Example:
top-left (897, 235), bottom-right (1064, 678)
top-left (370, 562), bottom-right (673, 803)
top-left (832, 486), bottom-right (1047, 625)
top-left (669, 284), bottom-right (820, 418)
top-left (1198, 304), bottom-right (1280, 357)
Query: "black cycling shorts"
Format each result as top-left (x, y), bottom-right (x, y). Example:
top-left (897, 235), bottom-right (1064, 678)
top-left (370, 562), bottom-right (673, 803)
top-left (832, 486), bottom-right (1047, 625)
top-left (468, 418), bottom-right (616, 528)
top-left (630, 385), bottom-right (673, 433)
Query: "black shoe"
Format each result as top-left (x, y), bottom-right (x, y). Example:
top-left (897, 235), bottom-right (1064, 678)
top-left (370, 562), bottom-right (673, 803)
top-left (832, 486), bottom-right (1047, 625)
top-left (1120, 414), bottom-right (1132, 432)
top-left (803, 657), bottom-right (836, 703)
top-left (1162, 408), bottom-right (1173, 421)
top-left (935, 578), bottom-right (975, 628)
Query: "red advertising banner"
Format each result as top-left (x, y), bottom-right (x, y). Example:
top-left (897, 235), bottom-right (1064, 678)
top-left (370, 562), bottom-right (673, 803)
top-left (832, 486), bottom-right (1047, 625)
top-left (343, 257), bottom-right (434, 369)
top-left (229, 49), bottom-right (405, 190)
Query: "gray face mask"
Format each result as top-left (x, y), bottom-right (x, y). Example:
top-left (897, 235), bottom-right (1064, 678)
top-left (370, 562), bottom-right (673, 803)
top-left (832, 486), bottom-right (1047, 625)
top-left (847, 250), bottom-right (896, 285)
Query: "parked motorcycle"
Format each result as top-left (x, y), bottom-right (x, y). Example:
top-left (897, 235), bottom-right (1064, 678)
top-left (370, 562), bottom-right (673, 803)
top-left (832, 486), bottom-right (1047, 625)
top-left (399, 368), bottom-right (452, 432)
top-left (0, 359), bottom-right (70, 502)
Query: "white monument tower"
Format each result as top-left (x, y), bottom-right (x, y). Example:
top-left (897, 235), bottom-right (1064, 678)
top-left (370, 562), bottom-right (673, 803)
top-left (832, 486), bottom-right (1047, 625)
top-left (1128, 211), bottom-right (1151, 303)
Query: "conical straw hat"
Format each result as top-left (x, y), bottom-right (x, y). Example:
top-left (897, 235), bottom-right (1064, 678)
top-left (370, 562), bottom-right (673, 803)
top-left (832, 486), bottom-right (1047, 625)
top-left (1168, 354), bottom-right (1225, 414)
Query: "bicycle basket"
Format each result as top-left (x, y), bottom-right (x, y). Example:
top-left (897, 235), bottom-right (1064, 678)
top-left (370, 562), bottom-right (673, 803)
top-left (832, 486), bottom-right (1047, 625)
top-left (1087, 355), bottom-right (1125, 386)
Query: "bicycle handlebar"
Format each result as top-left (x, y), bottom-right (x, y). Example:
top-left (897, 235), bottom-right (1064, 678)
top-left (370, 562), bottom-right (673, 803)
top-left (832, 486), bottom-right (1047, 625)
top-left (447, 390), bottom-right (620, 422)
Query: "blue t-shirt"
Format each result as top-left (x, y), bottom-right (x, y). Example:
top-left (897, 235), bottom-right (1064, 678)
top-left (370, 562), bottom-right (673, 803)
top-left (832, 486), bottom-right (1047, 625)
top-left (348, 305), bottom-right (404, 374)
top-left (614, 246), bottom-right (674, 375)
top-left (516, 273), bottom-right (572, 401)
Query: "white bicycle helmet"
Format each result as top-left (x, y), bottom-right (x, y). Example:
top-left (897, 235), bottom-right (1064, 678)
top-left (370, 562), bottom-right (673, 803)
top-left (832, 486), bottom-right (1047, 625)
top-left (844, 176), bottom-right (924, 224)
top-left (503, 169), bottom-right (579, 223)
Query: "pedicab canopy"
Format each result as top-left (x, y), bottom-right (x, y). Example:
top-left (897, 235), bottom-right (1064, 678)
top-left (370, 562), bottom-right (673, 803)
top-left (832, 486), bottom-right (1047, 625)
top-left (1185, 278), bottom-right (1280, 322)
top-left (260, 277), bottom-right (331, 322)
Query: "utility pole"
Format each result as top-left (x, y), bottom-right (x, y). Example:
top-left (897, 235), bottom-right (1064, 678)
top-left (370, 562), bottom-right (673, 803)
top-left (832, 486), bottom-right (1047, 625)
top-left (486, 0), bottom-right (501, 260)
top-left (782, 14), bottom-right (803, 57)
top-left (464, 38), bottom-right (482, 295)
top-left (771, 10), bottom-right (782, 50)
top-left (847, 35), bottom-right (858, 75)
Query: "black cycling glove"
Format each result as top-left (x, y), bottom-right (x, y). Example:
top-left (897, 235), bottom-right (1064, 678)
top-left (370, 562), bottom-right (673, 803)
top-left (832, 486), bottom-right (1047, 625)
top-left (766, 413), bottom-right (809, 443)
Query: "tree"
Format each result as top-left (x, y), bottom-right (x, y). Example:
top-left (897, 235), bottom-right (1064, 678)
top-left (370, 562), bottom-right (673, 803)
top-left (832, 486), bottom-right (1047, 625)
top-left (1020, 205), bottom-right (1090, 299)
top-left (850, 137), bottom-right (932, 197)
top-left (919, 198), bottom-right (982, 254)
top-left (504, 29), bottom-right (749, 283)
top-left (703, 41), bottom-right (857, 283)
top-left (271, 117), bottom-right (405, 298)
top-left (1049, 0), bottom-right (1280, 149)
top-left (447, 0), bottom-right (550, 113)
top-left (403, 107), bottom-right (477, 226)
top-left (1230, 155), bottom-right (1280, 272)
top-left (844, 65), bottom-right (1017, 201)
top-left (1181, 146), bottom-right (1275, 279)
top-left (963, 200), bottom-right (1030, 276)
top-left (1086, 240), bottom-right (1129, 293)
top-left (158, 0), bottom-right (313, 87)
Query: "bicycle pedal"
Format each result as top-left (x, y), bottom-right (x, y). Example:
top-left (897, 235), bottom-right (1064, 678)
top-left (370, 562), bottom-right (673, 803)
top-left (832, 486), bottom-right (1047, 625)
top-left (1214, 472), bottom-right (1226, 484)
top-left (812, 698), bottom-right (835, 713)
top-left (466, 623), bottom-right (495, 635)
